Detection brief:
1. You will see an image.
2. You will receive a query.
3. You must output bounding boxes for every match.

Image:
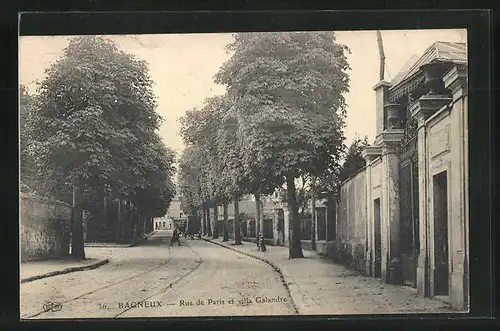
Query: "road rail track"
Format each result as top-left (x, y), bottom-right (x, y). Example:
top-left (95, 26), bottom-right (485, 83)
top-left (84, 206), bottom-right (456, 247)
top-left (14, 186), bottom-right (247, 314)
top-left (113, 240), bottom-right (204, 318)
top-left (22, 237), bottom-right (205, 319)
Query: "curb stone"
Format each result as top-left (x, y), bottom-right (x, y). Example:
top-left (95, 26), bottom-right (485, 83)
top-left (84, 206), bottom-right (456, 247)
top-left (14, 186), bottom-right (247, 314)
top-left (202, 238), bottom-right (304, 315)
top-left (85, 231), bottom-right (157, 248)
top-left (129, 230), bottom-right (157, 247)
top-left (21, 258), bottom-right (110, 284)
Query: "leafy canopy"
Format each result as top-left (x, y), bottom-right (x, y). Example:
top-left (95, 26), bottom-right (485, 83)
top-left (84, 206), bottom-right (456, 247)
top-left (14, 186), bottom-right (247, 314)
top-left (338, 136), bottom-right (369, 183)
top-left (23, 36), bottom-right (175, 217)
top-left (214, 32), bottom-right (350, 183)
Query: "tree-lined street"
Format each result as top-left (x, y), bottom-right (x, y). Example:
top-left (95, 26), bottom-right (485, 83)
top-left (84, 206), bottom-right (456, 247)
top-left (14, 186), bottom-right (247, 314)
top-left (21, 232), bottom-right (295, 319)
top-left (21, 232), bottom-right (452, 319)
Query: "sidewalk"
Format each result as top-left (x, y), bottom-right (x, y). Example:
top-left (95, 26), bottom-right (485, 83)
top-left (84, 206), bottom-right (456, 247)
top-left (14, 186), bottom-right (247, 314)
top-left (21, 231), bottom-right (157, 284)
top-left (203, 237), bottom-right (456, 315)
top-left (21, 256), bottom-right (110, 284)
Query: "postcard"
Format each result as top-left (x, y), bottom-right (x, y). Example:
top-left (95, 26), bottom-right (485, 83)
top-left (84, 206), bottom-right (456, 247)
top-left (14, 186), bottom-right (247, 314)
top-left (19, 28), bottom-right (468, 319)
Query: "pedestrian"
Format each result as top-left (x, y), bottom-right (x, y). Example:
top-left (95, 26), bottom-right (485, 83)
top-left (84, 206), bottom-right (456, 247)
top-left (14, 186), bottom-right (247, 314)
top-left (170, 226), bottom-right (182, 246)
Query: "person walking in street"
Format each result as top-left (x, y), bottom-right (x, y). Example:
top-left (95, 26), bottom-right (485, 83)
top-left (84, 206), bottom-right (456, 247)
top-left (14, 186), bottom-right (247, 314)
top-left (170, 226), bottom-right (182, 246)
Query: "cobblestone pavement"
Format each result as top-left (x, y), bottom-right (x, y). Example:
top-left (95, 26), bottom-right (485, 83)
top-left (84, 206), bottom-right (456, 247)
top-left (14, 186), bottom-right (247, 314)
top-left (20, 231), bottom-right (295, 319)
top-left (206, 238), bottom-right (457, 315)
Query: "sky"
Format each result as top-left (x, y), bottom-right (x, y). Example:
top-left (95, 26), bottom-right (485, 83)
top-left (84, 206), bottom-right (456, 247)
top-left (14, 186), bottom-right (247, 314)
top-left (19, 29), bottom-right (466, 159)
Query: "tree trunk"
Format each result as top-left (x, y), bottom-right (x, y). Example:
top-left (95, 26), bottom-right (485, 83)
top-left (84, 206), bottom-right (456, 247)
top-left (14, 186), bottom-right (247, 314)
top-left (311, 177), bottom-right (317, 251)
top-left (287, 174), bottom-right (304, 259)
top-left (222, 201), bottom-right (229, 241)
top-left (142, 210), bottom-right (146, 235)
top-left (212, 205), bottom-right (219, 239)
top-left (202, 207), bottom-right (207, 236)
top-left (71, 183), bottom-right (86, 260)
top-left (116, 199), bottom-right (122, 241)
top-left (133, 205), bottom-right (139, 239)
top-left (255, 192), bottom-right (263, 250)
top-left (233, 196), bottom-right (242, 245)
top-left (125, 201), bottom-right (131, 241)
top-left (102, 186), bottom-right (108, 240)
top-left (206, 205), bottom-right (212, 237)
top-left (123, 200), bottom-right (130, 242)
top-left (129, 202), bottom-right (134, 240)
top-left (132, 204), bottom-right (136, 238)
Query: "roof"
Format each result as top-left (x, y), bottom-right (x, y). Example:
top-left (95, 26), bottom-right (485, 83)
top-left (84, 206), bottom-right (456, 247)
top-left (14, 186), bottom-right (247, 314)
top-left (390, 54), bottom-right (420, 87)
top-left (390, 41), bottom-right (467, 90)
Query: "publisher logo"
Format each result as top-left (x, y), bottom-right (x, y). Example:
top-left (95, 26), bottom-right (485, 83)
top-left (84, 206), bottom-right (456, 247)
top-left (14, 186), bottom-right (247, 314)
top-left (42, 301), bottom-right (62, 312)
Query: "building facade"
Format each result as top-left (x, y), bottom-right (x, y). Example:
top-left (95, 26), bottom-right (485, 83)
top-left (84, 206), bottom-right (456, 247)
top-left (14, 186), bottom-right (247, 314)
top-left (153, 215), bottom-right (172, 230)
top-left (167, 196), bottom-right (184, 220)
top-left (153, 195), bottom-right (186, 230)
top-left (333, 41), bottom-right (468, 310)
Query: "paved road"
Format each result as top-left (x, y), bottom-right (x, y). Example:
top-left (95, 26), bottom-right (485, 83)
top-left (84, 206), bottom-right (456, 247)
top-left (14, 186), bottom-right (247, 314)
top-left (20, 231), bottom-right (295, 319)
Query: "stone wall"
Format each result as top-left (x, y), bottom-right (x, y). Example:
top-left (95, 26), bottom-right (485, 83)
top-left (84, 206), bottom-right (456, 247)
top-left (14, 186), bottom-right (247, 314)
top-left (415, 65), bottom-right (469, 310)
top-left (331, 170), bottom-right (368, 273)
top-left (20, 193), bottom-right (72, 262)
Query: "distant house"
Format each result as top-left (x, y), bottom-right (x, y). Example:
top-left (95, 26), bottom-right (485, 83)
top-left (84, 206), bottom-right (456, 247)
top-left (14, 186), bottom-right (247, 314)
top-left (153, 195), bottom-right (186, 230)
top-left (153, 216), bottom-right (172, 230)
top-left (167, 195), bottom-right (185, 220)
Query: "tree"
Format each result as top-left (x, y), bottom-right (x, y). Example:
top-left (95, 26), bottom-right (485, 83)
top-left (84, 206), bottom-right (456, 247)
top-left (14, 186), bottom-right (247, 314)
top-left (338, 136), bottom-right (369, 183)
top-left (20, 85), bottom-right (38, 192)
top-left (276, 175), bottom-right (314, 216)
top-left (27, 36), bottom-right (175, 258)
top-left (215, 104), bottom-right (248, 245)
top-left (178, 147), bottom-right (203, 216)
top-left (215, 32), bottom-right (350, 258)
top-left (179, 97), bottom-right (226, 239)
top-left (179, 92), bottom-right (255, 245)
top-left (178, 144), bottom-right (208, 236)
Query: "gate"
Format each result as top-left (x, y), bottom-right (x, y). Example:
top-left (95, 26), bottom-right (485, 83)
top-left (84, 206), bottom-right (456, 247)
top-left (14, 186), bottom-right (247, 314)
top-left (399, 106), bottom-right (420, 287)
top-left (263, 218), bottom-right (273, 240)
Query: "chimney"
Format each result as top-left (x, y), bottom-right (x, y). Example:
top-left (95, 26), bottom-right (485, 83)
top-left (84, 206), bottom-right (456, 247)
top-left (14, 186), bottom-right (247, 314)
top-left (373, 80), bottom-right (392, 137)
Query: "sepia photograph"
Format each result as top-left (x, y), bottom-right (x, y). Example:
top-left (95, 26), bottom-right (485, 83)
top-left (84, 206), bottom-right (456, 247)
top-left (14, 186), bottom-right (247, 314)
top-left (19, 28), bottom-right (469, 319)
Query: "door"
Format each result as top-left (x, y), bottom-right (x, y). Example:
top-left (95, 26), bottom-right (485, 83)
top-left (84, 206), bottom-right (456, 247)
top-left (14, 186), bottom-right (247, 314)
top-left (433, 171), bottom-right (449, 296)
top-left (374, 198), bottom-right (382, 278)
top-left (399, 159), bottom-right (419, 287)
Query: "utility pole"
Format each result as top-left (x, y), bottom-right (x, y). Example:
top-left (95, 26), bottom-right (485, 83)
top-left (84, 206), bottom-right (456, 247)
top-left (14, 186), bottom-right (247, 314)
top-left (376, 30), bottom-right (385, 81)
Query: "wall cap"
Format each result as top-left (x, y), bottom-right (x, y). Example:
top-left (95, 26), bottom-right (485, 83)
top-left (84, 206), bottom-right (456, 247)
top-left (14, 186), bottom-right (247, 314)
top-left (375, 129), bottom-right (404, 145)
top-left (20, 192), bottom-right (72, 208)
top-left (362, 145), bottom-right (383, 157)
top-left (373, 80), bottom-right (392, 90)
top-left (409, 93), bottom-right (453, 123)
top-left (443, 64), bottom-right (467, 90)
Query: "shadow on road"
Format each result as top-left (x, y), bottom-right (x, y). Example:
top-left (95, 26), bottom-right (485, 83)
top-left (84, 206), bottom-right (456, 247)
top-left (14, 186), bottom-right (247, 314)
top-left (135, 231), bottom-right (201, 247)
top-left (134, 231), bottom-right (173, 247)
